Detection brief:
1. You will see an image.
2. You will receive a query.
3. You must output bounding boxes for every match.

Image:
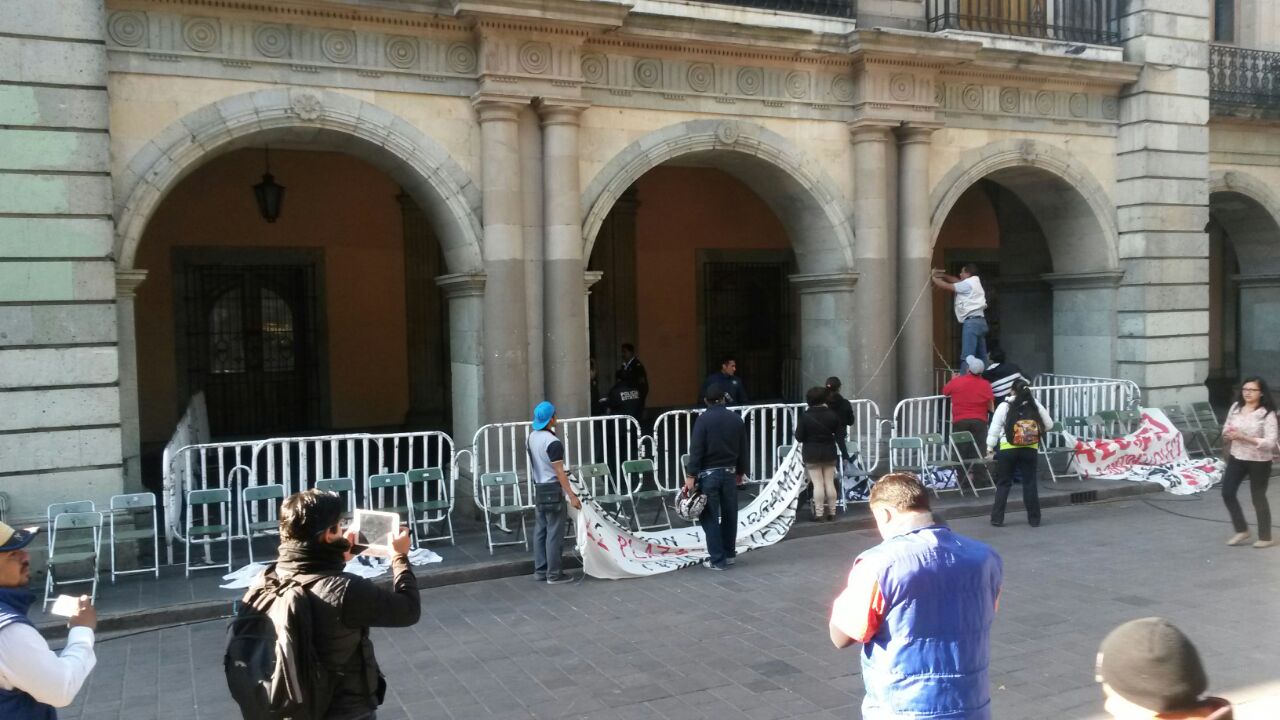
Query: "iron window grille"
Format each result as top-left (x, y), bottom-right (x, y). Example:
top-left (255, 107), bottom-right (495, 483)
top-left (696, 0), bottom-right (853, 19)
top-left (926, 0), bottom-right (1121, 46)
top-left (1210, 44), bottom-right (1280, 111)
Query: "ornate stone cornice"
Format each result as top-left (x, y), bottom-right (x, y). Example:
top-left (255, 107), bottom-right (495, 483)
top-left (116, 269), bottom-right (149, 297)
top-left (789, 272), bottom-right (859, 294)
top-left (436, 272), bottom-right (487, 297)
top-left (584, 270), bottom-right (604, 293)
top-left (1041, 270), bottom-right (1124, 289)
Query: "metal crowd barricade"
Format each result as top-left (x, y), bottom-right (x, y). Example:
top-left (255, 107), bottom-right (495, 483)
top-left (891, 395), bottom-right (953, 469)
top-left (1032, 374), bottom-right (1141, 412)
top-left (651, 409), bottom-right (704, 491)
top-left (848, 399), bottom-right (883, 473)
top-left (739, 403), bottom-right (805, 485)
top-left (253, 434), bottom-right (371, 498)
top-left (163, 439), bottom-right (258, 564)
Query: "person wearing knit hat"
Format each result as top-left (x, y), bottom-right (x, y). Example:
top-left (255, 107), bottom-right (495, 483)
top-left (1096, 617), bottom-right (1233, 719)
top-left (942, 354), bottom-right (995, 458)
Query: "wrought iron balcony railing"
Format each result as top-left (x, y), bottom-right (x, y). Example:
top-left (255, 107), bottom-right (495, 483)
top-left (926, 0), bottom-right (1121, 46)
top-left (1210, 44), bottom-right (1280, 112)
top-left (698, 0), bottom-right (853, 19)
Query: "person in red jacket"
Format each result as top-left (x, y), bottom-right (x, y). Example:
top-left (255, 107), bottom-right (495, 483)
top-left (942, 355), bottom-right (995, 456)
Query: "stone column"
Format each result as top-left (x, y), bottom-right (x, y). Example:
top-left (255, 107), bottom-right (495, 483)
top-left (117, 270), bottom-right (148, 492)
top-left (0, 1), bottom-right (123, 522)
top-left (895, 123), bottom-right (939, 400)
top-left (790, 273), bottom-right (859, 396)
top-left (519, 108), bottom-right (545, 403)
top-left (1235, 273), bottom-right (1280, 379)
top-left (436, 272), bottom-right (486, 508)
top-left (1117, 0), bottom-right (1211, 406)
top-left (474, 97), bottom-right (530, 422)
top-left (849, 122), bottom-right (897, 410)
top-left (537, 99), bottom-right (591, 418)
top-left (1044, 271), bottom-right (1123, 379)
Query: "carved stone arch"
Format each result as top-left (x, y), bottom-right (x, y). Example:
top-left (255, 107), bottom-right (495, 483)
top-left (929, 138), bottom-right (1120, 275)
top-left (113, 87), bottom-right (483, 274)
top-left (581, 119), bottom-right (856, 275)
top-left (1209, 169), bottom-right (1280, 275)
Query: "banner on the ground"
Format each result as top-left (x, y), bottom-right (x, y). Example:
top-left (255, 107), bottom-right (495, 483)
top-left (574, 447), bottom-right (807, 580)
top-left (1064, 408), bottom-right (1222, 494)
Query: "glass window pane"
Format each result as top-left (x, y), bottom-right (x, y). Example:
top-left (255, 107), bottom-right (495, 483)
top-left (261, 288), bottom-right (296, 372)
top-left (209, 288), bottom-right (246, 374)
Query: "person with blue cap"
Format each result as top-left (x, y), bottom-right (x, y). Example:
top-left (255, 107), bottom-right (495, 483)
top-left (527, 401), bottom-right (582, 584)
top-left (0, 521), bottom-right (98, 718)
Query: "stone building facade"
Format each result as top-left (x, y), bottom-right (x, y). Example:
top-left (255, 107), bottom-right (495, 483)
top-left (2, 0), bottom-right (1277, 523)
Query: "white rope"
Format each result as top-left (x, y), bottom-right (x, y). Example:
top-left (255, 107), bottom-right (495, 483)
top-left (855, 274), bottom-right (939, 398)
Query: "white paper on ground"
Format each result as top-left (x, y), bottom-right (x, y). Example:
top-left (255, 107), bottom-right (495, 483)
top-left (218, 548), bottom-right (443, 589)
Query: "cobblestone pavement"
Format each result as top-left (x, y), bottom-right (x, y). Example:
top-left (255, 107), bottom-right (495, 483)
top-left (61, 487), bottom-right (1280, 720)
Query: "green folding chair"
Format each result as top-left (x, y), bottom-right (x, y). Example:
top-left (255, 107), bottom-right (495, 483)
top-left (579, 462), bottom-right (634, 529)
top-left (921, 433), bottom-right (969, 497)
top-left (889, 436), bottom-right (931, 481)
top-left (315, 477), bottom-right (356, 512)
top-left (949, 431), bottom-right (995, 493)
top-left (1164, 406), bottom-right (1211, 457)
top-left (1038, 421), bottom-right (1081, 483)
top-left (109, 493), bottom-right (159, 582)
top-left (45, 511), bottom-right (103, 609)
top-left (186, 488), bottom-right (233, 577)
top-left (240, 484), bottom-right (286, 564)
top-left (1189, 402), bottom-right (1224, 453)
top-left (480, 471), bottom-right (527, 555)
top-left (622, 459), bottom-right (672, 532)
top-left (365, 473), bottom-right (410, 520)
top-left (407, 468), bottom-right (454, 546)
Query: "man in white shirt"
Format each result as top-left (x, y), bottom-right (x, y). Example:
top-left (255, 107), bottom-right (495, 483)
top-left (0, 521), bottom-right (97, 718)
top-left (932, 263), bottom-right (989, 363)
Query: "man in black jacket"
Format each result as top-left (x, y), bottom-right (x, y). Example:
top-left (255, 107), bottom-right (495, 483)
top-left (274, 490), bottom-right (421, 720)
top-left (684, 384), bottom-right (749, 570)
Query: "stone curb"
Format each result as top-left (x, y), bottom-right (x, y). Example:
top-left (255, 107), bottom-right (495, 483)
top-left (40, 480), bottom-right (1164, 641)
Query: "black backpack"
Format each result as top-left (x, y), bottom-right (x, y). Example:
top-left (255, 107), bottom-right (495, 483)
top-left (1004, 400), bottom-right (1042, 446)
top-left (225, 567), bottom-right (335, 720)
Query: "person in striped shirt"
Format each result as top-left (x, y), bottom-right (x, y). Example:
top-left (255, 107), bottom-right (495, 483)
top-left (981, 348), bottom-right (1026, 399)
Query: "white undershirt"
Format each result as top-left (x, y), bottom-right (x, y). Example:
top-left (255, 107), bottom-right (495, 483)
top-left (0, 624), bottom-right (96, 707)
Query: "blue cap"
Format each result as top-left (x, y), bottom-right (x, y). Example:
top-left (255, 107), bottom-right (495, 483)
top-left (532, 401), bottom-right (556, 430)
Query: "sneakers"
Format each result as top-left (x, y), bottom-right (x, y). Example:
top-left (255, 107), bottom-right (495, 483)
top-left (1254, 539), bottom-right (1275, 549)
top-left (1227, 532), bottom-right (1252, 546)
top-left (532, 574), bottom-right (546, 582)
top-left (701, 559), bottom-right (726, 571)
top-left (825, 512), bottom-right (836, 522)
top-left (990, 520), bottom-right (1004, 527)
top-left (546, 574), bottom-right (575, 585)
top-left (726, 557), bottom-right (736, 566)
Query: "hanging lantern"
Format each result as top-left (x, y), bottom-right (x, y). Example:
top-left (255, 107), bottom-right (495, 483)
top-left (253, 147), bottom-right (285, 223)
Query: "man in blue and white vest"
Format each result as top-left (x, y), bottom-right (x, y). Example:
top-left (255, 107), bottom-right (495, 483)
top-left (829, 474), bottom-right (1002, 719)
top-left (0, 522), bottom-right (97, 719)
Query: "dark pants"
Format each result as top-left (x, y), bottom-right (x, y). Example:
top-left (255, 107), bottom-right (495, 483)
top-left (991, 447), bottom-right (1040, 525)
top-left (533, 496), bottom-right (567, 579)
top-left (698, 469), bottom-right (738, 568)
top-left (952, 419), bottom-right (988, 457)
top-left (1222, 457), bottom-right (1272, 541)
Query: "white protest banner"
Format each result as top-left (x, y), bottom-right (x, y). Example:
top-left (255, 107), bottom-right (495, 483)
top-left (573, 447), bottom-right (808, 579)
top-left (1065, 408), bottom-right (1221, 494)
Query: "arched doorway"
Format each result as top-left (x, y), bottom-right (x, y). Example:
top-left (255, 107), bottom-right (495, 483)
top-left (931, 141), bottom-right (1122, 380)
top-left (1207, 172), bottom-right (1280, 407)
top-left (114, 89), bottom-right (484, 475)
top-left (582, 120), bottom-right (857, 413)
